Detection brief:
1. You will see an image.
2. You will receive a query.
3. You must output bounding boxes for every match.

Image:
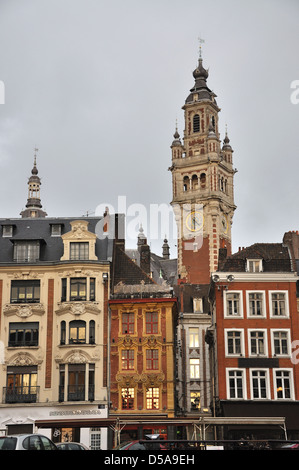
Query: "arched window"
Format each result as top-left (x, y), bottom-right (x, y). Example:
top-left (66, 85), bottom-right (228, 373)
top-left (69, 320), bottom-right (86, 344)
top-left (200, 173), bottom-right (206, 188)
top-left (183, 176), bottom-right (189, 192)
top-left (193, 114), bottom-right (200, 133)
top-left (191, 175), bottom-right (198, 190)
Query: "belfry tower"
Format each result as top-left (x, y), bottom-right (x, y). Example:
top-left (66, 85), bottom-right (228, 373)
top-left (170, 52), bottom-right (236, 284)
top-left (20, 150), bottom-right (47, 218)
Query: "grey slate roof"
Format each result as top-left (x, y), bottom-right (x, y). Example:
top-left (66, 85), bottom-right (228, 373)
top-left (0, 216), bottom-right (114, 264)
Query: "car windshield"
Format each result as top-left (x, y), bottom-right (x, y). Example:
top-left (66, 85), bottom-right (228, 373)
top-left (0, 437), bottom-right (17, 450)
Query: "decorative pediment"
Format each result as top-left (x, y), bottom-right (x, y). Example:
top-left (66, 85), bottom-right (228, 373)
top-left (6, 352), bottom-right (42, 367)
top-left (55, 302), bottom-right (101, 316)
top-left (3, 303), bottom-right (45, 317)
top-left (60, 220), bottom-right (98, 261)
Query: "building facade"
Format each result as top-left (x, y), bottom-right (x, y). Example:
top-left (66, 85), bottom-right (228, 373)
top-left (0, 160), bottom-right (114, 449)
top-left (207, 243), bottom-right (299, 439)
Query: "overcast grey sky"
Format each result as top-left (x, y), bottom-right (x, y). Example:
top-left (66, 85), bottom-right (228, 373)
top-left (0, 0), bottom-right (298, 257)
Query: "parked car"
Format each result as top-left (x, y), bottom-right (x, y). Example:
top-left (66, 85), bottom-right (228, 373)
top-left (56, 442), bottom-right (89, 450)
top-left (115, 440), bottom-right (146, 450)
top-left (0, 434), bottom-right (57, 450)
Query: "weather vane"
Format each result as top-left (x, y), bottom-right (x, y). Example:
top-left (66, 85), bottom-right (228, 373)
top-left (198, 36), bottom-right (205, 58)
top-left (34, 146), bottom-right (38, 165)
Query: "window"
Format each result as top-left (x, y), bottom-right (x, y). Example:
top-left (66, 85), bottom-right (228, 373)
top-left (189, 328), bottom-right (199, 347)
top-left (70, 242), bottom-right (89, 260)
top-left (190, 392), bottom-right (201, 410)
top-left (70, 278), bottom-right (87, 301)
top-left (2, 225), bottom-right (13, 237)
top-left (193, 114), bottom-right (200, 133)
top-left (146, 312), bottom-right (158, 334)
top-left (122, 313), bottom-right (134, 334)
top-left (274, 369), bottom-right (293, 399)
top-left (146, 349), bottom-right (159, 370)
top-left (146, 387), bottom-right (159, 409)
top-left (225, 292), bottom-right (242, 317)
top-left (190, 358), bottom-right (200, 379)
top-left (13, 241), bottom-right (40, 262)
top-left (9, 322), bottom-right (39, 347)
top-left (51, 224), bottom-right (62, 236)
top-left (251, 370), bottom-right (268, 399)
top-left (89, 320), bottom-right (95, 344)
top-left (122, 388), bottom-right (134, 410)
top-left (193, 298), bottom-right (203, 313)
top-left (247, 259), bottom-right (262, 272)
top-left (90, 428), bottom-right (101, 450)
top-left (273, 330), bottom-right (289, 356)
top-left (247, 292), bottom-right (265, 317)
top-left (11, 280), bottom-right (40, 304)
top-left (68, 364), bottom-right (86, 401)
top-left (249, 330), bottom-right (266, 356)
top-left (226, 330), bottom-right (242, 355)
top-left (69, 320), bottom-right (86, 344)
top-left (227, 370), bottom-right (245, 399)
top-left (60, 321), bottom-right (66, 345)
top-left (270, 292), bottom-right (288, 317)
top-left (122, 350), bottom-right (134, 370)
top-left (5, 366), bottom-right (38, 403)
top-left (61, 278), bottom-right (95, 302)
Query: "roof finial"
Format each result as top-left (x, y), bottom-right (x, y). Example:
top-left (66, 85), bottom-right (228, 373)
top-left (198, 35), bottom-right (205, 59)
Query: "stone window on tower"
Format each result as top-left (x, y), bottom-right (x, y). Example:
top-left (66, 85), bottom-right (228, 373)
top-left (200, 173), bottom-right (206, 189)
top-left (193, 114), bottom-right (200, 133)
top-left (191, 175), bottom-right (198, 190)
top-left (183, 176), bottom-right (189, 192)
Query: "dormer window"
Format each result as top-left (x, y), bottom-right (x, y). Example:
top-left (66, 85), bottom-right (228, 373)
top-left (13, 241), bottom-right (40, 263)
top-left (247, 259), bottom-right (263, 273)
top-left (193, 298), bottom-right (203, 313)
top-left (2, 225), bottom-right (13, 237)
top-left (51, 224), bottom-right (62, 236)
top-left (70, 242), bottom-right (89, 260)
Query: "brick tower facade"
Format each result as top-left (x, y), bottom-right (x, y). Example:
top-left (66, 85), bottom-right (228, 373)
top-left (170, 54), bottom-right (236, 284)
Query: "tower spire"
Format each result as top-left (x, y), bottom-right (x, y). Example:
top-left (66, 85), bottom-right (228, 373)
top-left (20, 149), bottom-right (47, 218)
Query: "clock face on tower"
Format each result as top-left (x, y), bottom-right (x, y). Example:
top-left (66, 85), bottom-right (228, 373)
top-left (185, 210), bottom-right (204, 233)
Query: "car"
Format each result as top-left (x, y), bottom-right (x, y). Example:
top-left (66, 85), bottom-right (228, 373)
top-left (115, 440), bottom-right (147, 450)
top-left (56, 442), bottom-right (89, 450)
top-left (0, 434), bottom-right (57, 450)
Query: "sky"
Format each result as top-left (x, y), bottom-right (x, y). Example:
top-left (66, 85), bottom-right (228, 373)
top-left (0, 0), bottom-right (298, 258)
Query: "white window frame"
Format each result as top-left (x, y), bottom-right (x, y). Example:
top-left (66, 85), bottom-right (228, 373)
top-left (246, 291), bottom-right (266, 318)
top-left (225, 329), bottom-right (244, 357)
top-left (248, 329), bottom-right (268, 357)
top-left (223, 291), bottom-right (243, 318)
top-left (273, 368), bottom-right (294, 400)
top-left (189, 327), bottom-right (200, 348)
top-left (226, 368), bottom-right (247, 400)
top-left (250, 369), bottom-right (270, 400)
top-left (271, 329), bottom-right (291, 357)
top-left (269, 291), bottom-right (289, 318)
top-left (246, 259), bottom-right (263, 272)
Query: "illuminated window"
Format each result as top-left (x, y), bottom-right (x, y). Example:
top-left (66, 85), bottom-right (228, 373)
top-left (146, 387), bottom-right (159, 410)
top-left (122, 388), bottom-right (134, 410)
top-left (190, 358), bottom-right (200, 379)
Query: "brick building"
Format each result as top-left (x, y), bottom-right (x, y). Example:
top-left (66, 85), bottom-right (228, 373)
top-left (207, 243), bottom-right (299, 439)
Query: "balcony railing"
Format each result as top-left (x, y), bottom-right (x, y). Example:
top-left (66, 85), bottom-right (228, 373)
top-left (59, 384), bottom-right (94, 402)
top-left (3, 386), bottom-right (39, 404)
